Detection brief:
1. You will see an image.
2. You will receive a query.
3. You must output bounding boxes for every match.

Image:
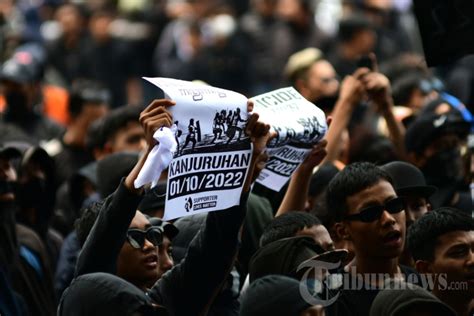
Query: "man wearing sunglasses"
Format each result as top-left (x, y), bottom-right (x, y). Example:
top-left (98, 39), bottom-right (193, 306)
top-left (60, 99), bottom-right (273, 315)
top-left (324, 162), bottom-right (416, 316)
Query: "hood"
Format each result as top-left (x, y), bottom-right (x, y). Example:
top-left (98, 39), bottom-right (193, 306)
top-left (59, 272), bottom-right (166, 316)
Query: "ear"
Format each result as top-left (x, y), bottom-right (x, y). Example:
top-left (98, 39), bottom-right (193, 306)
top-left (103, 141), bottom-right (114, 154)
top-left (427, 202), bottom-right (432, 212)
top-left (295, 78), bottom-right (308, 96)
top-left (415, 260), bottom-right (432, 274)
top-left (334, 222), bottom-right (351, 241)
top-left (407, 152), bottom-right (425, 168)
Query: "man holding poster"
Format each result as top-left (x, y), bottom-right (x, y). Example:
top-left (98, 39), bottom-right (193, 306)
top-left (60, 96), bottom-right (275, 315)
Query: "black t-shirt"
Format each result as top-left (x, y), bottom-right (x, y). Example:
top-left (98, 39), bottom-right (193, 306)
top-left (325, 265), bottom-right (420, 316)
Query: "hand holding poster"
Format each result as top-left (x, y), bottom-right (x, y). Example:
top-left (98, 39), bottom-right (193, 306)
top-left (251, 87), bottom-right (327, 191)
top-left (143, 78), bottom-right (252, 220)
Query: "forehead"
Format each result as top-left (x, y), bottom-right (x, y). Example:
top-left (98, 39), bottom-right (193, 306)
top-left (296, 225), bottom-right (330, 243)
top-left (435, 230), bottom-right (474, 252)
top-left (309, 60), bottom-right (336, 78)
top-left (129, 211), bottom-right (150, 229)
top-left (346, 180), bottom-right (396, 214)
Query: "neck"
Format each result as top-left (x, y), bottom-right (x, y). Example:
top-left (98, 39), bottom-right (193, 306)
top-left (340, 43), bottom-right (359, 61)
top-left (355, 255), bottom-right (400, 275)
top-left (434, 290), bottom-right (473, 316)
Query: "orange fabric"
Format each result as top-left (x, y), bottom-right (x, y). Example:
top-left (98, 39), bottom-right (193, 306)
top-left (0, 85), bottom-right (70, 126)
top-left (43, 85), bottom-right (70, 126)
top-left (0, 95), bottom-right (5, 112)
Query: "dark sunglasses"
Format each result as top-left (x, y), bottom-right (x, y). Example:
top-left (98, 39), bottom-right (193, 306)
top-left (126, 226), bottom-right (163, 249)
top-left (344, 197), bottom-right (405, 223)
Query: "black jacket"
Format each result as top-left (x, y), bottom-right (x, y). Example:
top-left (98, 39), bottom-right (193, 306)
top-left (59, 272), bottom-right (161, 316)
top-left (66, 179), bottom-right (248, 316)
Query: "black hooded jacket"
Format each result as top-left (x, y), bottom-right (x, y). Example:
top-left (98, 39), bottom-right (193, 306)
top-left (62, 179), bottom-right (248, 316)
top-left (59, 272), bottom-right (162, 316)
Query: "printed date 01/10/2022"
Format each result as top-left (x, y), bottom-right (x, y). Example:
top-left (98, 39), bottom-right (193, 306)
top-left (168, 169), bottom-right (245, 198)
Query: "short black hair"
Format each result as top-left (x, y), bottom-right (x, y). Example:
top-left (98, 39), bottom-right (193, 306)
top-left (101, 106), bottom-right (141, 143)
top-left (260, 212), bottom-right (321, 247)
top-left (407, 207), bottom-right (474, 262)
top-left (349, 132), bottom-right (399, 165)
top-left (338, 14), bottom-right (374, 43)
top-left (68, 79), bottom-right (110, 118)
top-left (326, 162), bottom-right (393, 222)
top-left (392, 72), bottom-right (425, 106)
top-left (75, 200), bottom-right (104, 247)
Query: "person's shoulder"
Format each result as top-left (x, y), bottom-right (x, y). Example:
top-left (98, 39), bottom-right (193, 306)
top-left (400, 264), bottom-right (424, 286)
top-left (400, 264), bottom-right (419, 276)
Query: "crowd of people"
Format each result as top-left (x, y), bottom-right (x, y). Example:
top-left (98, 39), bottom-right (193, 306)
top-left (0, 0), bottom-right (473, 315)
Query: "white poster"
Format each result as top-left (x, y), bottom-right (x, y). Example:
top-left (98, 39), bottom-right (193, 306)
top-left (250, 87), bottom-right (327, 191)
top-left (143, 78), bottom-right (252, 220)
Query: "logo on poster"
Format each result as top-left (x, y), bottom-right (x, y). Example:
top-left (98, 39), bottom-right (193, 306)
top-left (184, 197), bottom-right (193, 212)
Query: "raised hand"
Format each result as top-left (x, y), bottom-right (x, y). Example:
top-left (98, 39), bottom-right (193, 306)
top-left (139, 99), bottom-right (175, 147)
top-left (299, 139), bottom-right (328, 173)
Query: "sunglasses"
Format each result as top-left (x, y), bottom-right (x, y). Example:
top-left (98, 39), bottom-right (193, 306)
top-left (344, 197), bottom-right (405, 223)
top-left (126, 226), bottom-right (163, 249)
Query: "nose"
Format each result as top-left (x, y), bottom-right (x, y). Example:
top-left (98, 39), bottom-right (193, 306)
top-left (380, 209), bottom-right (397, 227)
top-left (159, 252), bottom-right (173, 272)
top-left (467, 249), bottom-right (474, 266)
top-left (142, 238), bottom-right (156, 251)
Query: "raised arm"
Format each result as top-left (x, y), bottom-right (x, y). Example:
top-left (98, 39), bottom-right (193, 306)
top-left (276, 139), bottom-right (327, 217)
top-left (75, 100), bottom-right (174, 277)
top-left (361, 71), bottom-right (407, 159)
top-left (323, 69), bottom-right (367, 164)
top-left (150, 103), bottom-right (275, 315)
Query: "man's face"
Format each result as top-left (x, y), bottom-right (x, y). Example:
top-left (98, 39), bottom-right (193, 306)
top-left (296, 224), bottom-right (334, 251)
top-left (403, 195), bottom-right (429, 228)
top-left (430, 230), bottom-right (474, 298)
top-left (0, 156), bottom-right (17, 201)
top-left (110, 122), bottom-right (146, 153)
top-left (303, 60), bottom-right (339, 102)
top-left (344, 180), bottom-right (406, 259)
top-left (276, 0), bottom-right (303, 22)
top-left (419, 132), bottom-right (464, 183)
top-left (157, 236), bottom-right (174, 279)
top-left (81, 102), bottom-right (109, 125)
top-left (1, 80), bottom-right (37, 113)
top-left (117, 211), bottom-right (159, 289)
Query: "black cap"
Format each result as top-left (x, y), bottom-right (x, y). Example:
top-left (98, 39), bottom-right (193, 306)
top-left (96, 152), bottom-right (139, 198)
top-left (0, 50), bottom-right (43, 84)
top-left (148, 217), bottom-right (179, 240)
top-left (59, 272), bottom-right (164, 316)
top-left (240, 275), bottom-right (312, 316)
top-left (405, 113), bottom-right (470, 154)
top-left (381, 161), bottom-right (436, 198)
top-left (370, 279), bottom-right (457, 316)
top-left (249, 236), bottom-right (347, 283)
top-left (138, 182), bottom-right (167, 215)
top-left (308, 163), bottom-right (339, 197)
